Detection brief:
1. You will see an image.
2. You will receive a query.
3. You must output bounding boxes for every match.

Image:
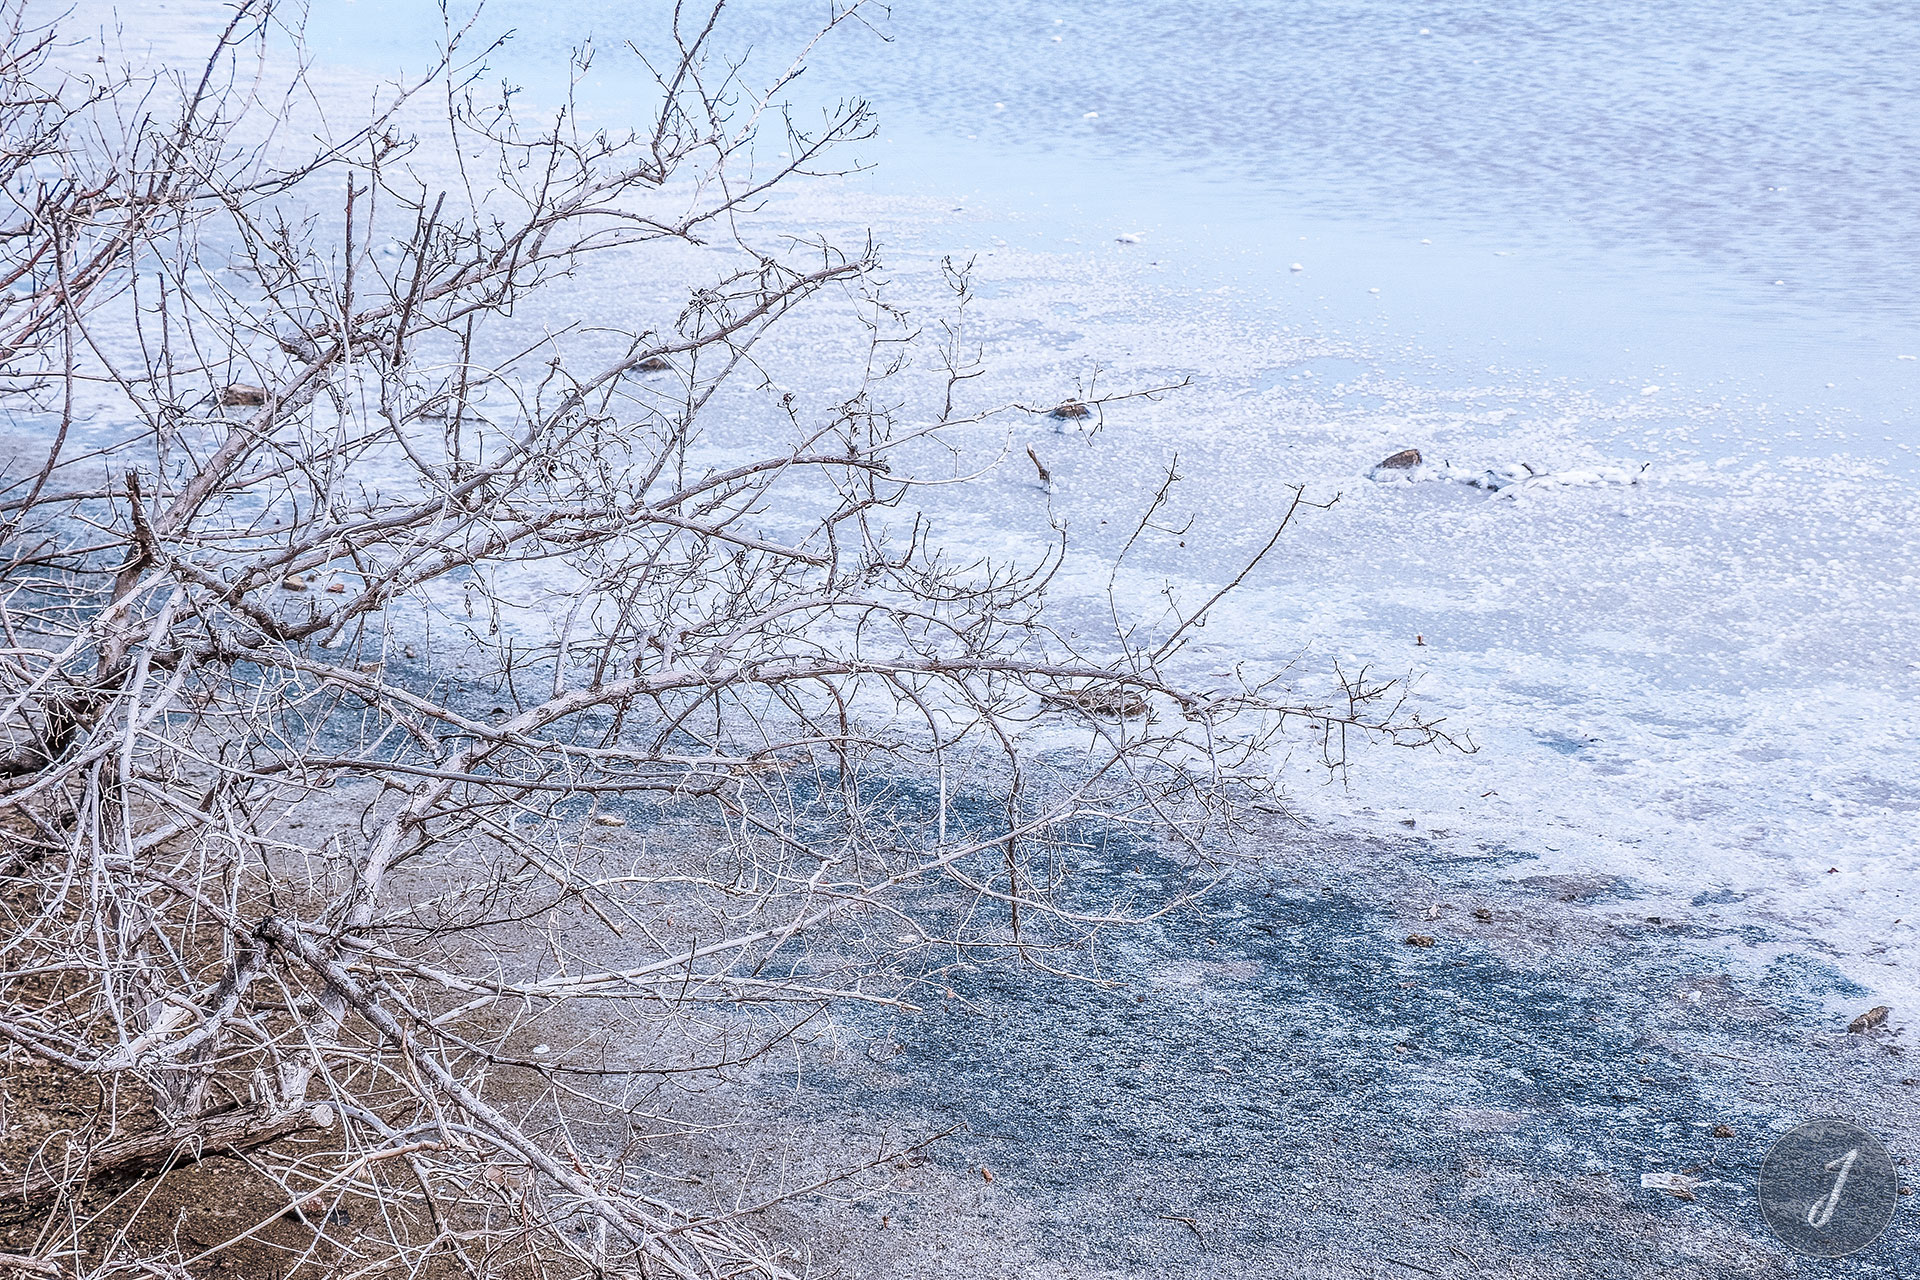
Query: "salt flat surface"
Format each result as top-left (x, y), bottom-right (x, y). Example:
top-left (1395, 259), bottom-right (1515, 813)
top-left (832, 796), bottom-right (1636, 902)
top-left (51, 0), bottom-right (1920, 1011)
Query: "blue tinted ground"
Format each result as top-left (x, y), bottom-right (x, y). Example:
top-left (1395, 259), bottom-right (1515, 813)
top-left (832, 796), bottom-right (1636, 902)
top-left (731, 824), bottom-right (1916, 1277)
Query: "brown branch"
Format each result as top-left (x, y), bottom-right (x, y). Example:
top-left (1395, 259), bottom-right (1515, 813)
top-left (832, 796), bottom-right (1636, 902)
top-left (0, 1102), bottom-right (334, 1228)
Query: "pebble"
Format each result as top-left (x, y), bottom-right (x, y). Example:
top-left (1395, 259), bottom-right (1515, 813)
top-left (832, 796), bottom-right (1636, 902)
top-left (1848, 1005), bottom-right (1891, 1034)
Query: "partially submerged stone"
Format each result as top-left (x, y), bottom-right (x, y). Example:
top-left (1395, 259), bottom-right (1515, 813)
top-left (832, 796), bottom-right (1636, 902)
top-left (221, 383), bottom-right (268, 407)
top-left (1849, 1005), bottom-right (1892, 1034)
top-left (1375, 447), bottom-right (1422, 471)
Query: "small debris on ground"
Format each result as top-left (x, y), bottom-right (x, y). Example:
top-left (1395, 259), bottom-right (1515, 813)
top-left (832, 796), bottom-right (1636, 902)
top-left (1049, 399), bottom-right (1092, 420)
top-left (1026, 444), bottom-right (1055, 493)
top-left (1374, 448), bottom-right (1422, 471)
top-left (1712, 1124), bottom-right (1735, 1139)
top-left (1042, 686), bottom-right (1150, 719)
top-left (1404, 934), bottom-right (1435, 948)
top-left (1639, 1171), bottom-right (1696, 1201)
top-left (1849, 1005), bottom-right (1892, 1034)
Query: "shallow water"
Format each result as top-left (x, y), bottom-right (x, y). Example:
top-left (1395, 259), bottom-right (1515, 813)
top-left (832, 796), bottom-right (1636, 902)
top-left (294, 2), bottom-right (1920, 1006)
top-left (315, 0), bottom-right (1920, 453)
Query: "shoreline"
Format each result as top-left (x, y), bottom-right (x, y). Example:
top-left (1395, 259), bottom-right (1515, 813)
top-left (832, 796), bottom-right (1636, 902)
top-left (728, 814), bottom-right (1916, 1276)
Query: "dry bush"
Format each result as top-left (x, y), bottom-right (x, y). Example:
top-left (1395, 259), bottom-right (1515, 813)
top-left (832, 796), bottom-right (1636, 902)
top-left (0, 2), bottom-right (1455, 1276)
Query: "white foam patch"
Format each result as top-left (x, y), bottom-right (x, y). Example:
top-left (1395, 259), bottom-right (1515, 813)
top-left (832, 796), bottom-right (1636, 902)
top-left (1369, 458), bottom-right (1650, 492)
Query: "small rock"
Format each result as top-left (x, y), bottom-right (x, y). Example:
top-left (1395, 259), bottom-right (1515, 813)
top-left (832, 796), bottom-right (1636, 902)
top-left (403, 645), bottom-right (417, 659)
top-left (1049, 400), bottom-right (1092, 420)
top-left (1473, 907), bottom-right (1493, 922)
top-left (1849, 1005), bottom-right (1891, 1034)
top-left (636, 355), bottom-right (672, 372)
top-left (325, 581), bottom-right (346, 593)
top-left (1375, 448), bottom-right (1422, 471)
top-left (1404, 934), bottom-right (1435, 948)
top-left (980, 1167), bottom-right (994, 1183)
top-left (593, 813), bottom-right (627, 828)
top-left (281, 575), bottom-right (308, 591)
top-left (221, 383), bottom-right (268, 407)
top-left (1712, 1124), bottom-right (1735, 1139)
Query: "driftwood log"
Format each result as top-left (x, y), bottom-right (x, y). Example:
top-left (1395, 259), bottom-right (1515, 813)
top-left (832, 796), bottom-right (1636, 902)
top-left (0, 1103), bottom-right (332, 1231)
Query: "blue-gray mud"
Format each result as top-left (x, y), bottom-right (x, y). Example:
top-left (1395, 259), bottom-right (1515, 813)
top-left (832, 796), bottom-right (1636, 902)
top-left (753, 826), bottom-right (1917, 1278)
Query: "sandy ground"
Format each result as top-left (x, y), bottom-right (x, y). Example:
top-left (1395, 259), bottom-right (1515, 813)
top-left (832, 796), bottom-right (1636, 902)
top-left (5, 789), bottom-right (1913, 1277)
top-left (701, 818), bottom-right (1919, 1278)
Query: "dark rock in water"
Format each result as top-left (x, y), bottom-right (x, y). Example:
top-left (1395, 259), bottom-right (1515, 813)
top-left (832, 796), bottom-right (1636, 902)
top-left (1375, 447), bottom-right (1422, 470)
top-left (1849, 1004), bottom-right (1891, 1033)
top-left (221, 383), bottom-right (268, 407)
top-left (636, 356), bottom-right (673, 373)
top-left (1404, 933), bottom-right (1435, 947)
top-left (1050, 400), bottom-right (1092, 420)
